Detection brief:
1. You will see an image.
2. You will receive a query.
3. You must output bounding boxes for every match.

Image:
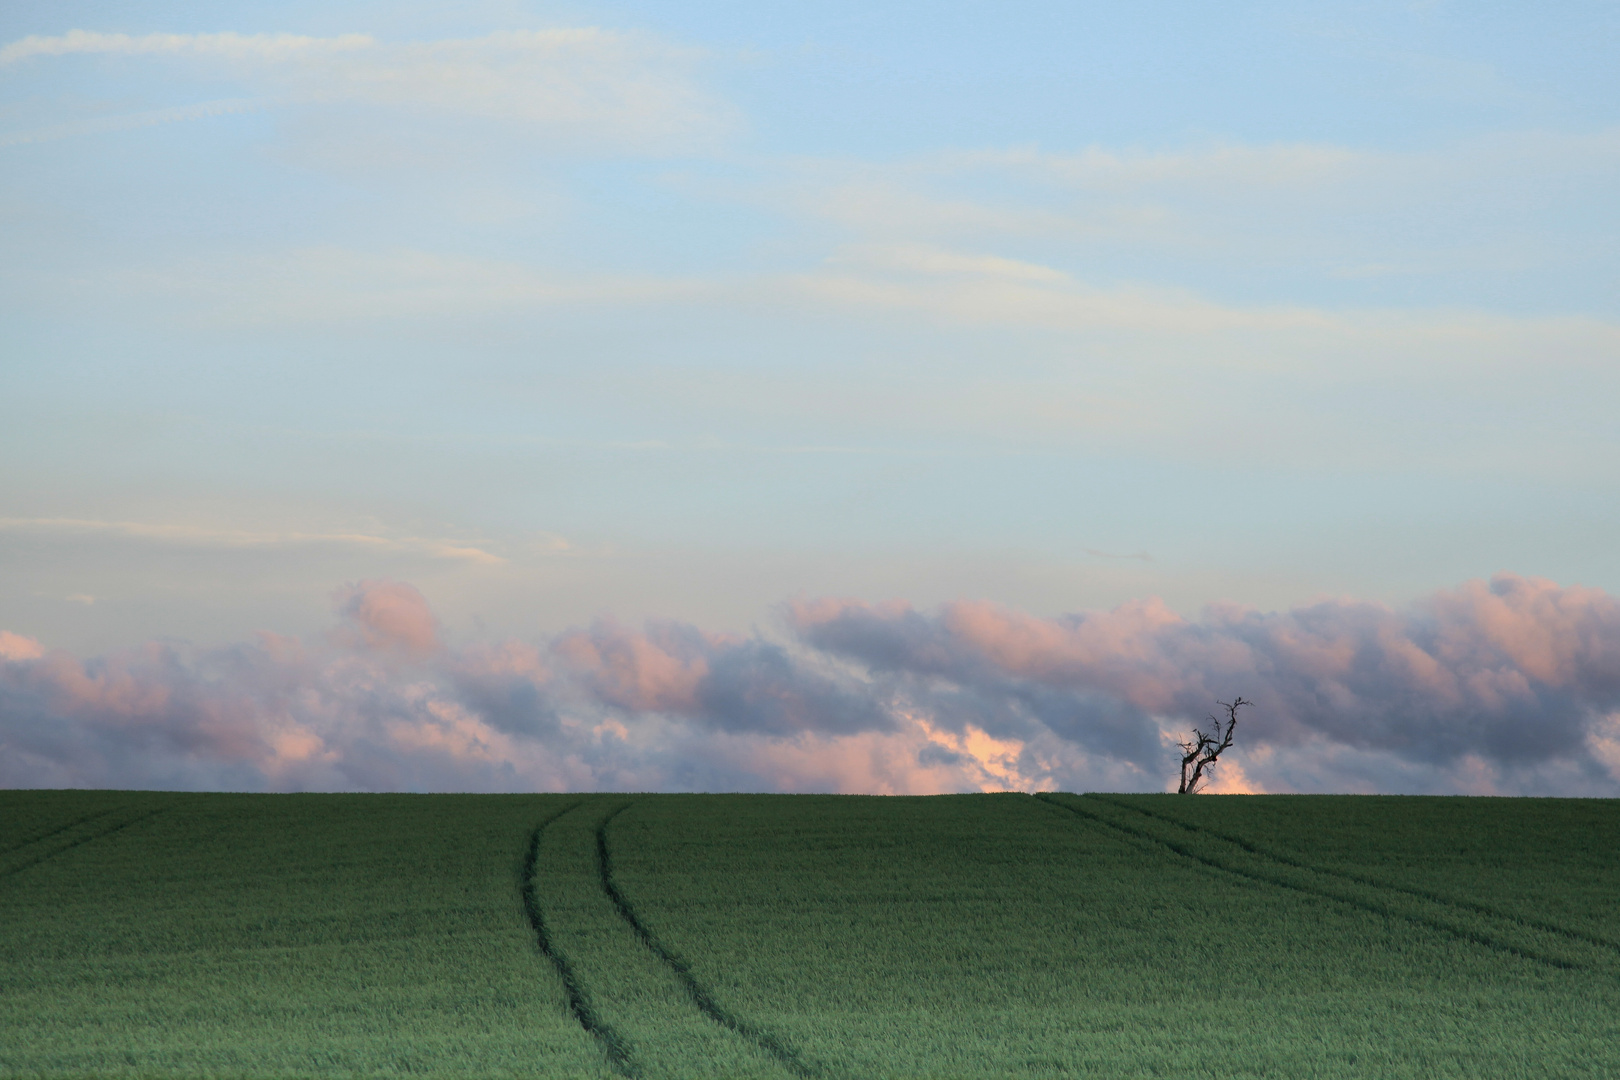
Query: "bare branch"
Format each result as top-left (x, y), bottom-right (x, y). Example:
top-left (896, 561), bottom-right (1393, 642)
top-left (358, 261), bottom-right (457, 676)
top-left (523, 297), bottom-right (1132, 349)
top-left (1176, 696), bottom-right (1250, 794)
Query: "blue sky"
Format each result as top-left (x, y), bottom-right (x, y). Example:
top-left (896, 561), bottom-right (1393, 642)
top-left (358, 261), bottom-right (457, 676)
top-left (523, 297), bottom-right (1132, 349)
top-left (2, 3), bottom-right (1618, 793)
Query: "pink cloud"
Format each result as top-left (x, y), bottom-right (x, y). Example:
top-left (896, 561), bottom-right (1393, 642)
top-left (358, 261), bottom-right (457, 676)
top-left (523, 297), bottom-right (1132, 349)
top-left (2, 573), bottom-right (1620, 795)
top-left (553, 620), bottom-right (711, 713)
top-left (0, 630), bottom-right (44, 661)
top-left (793, 573), bottom-right (1620, 788)
top-left (334, 579), bottom-right (441, 658)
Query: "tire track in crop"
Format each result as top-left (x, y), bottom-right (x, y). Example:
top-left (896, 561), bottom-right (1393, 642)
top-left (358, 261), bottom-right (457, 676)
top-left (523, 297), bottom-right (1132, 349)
top-left (0, 805), bottom-right (169, 882)
top-left (520, 800), bottom-right (642, 1080)
top-left (1087, 793), bottom-right (1620, 959)
top-left (597, 801), bottom-right (821, 1080)
top-left (1035, 793), bottom-right (1586, 972)
top-left (0, 806), bottom-right (122, 857)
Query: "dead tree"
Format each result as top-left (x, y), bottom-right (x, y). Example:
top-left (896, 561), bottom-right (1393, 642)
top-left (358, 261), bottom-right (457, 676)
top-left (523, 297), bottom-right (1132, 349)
top-left (1177, 697), bottom-right (1250, 794)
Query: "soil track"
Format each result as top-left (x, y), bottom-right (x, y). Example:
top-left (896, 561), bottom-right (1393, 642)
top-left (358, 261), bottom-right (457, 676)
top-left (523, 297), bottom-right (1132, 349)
top-left (597, 801), bottom-right (820, 1080)
top-left (520, 800), bottom-right (641, 1079)
top-left (0, 805), bottom-right (169, 883)
top-left (1087, 793), bottom-right (1620, 958)
top-left (1036, 793), bottom-right (1587, 972)
top-left (0, 806), bottom-right (121, 857)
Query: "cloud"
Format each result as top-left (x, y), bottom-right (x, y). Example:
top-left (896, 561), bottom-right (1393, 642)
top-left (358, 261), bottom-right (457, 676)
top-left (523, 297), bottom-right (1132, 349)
top-left (751, 238), bottom-right (1620, 479)
top-left (0, 28), bottom-right (729, 153)
top-left (790, 573), bottom-right (1620, 793)
top-left (796, 240), bottom-right (1620, 347)
top-left (0, 97), bottom-right (263, 148)
top-left (0, 30), bottom-right (373, 65)
top-left (0, 631), bottom-right (45, 661)
top-left (1084, 549), bottom-right (1152, 562)
top-left (759, 130), bottom-right (1620, 337)
top-left (0, 517), bottom-right (505, 564)
top-left (792, 131), bottom-right (1620, 249)
top-left (555, 619), bottom-right (891, 736)
top-left (4, 574), bottom-right (1620, 795)
top-left (86, 234), bottom-right (1620, 481)
top-left (114, 247), bottom-right (707, 324)
top-left (333, 580), bottom-right (441, 658)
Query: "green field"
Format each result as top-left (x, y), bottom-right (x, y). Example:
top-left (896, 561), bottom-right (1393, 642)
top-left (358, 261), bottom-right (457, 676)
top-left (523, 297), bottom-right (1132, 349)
top-left (2, 790), bottom-right (1618, 1078)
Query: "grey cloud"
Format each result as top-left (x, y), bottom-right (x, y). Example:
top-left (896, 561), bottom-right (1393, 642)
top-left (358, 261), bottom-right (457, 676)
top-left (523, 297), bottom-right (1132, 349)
top-left (4, 574), bottom-right (1620, 795)
top-left (790, 574), bottom-right (1620, 787)
top-left (694, 640), bottom-right (892, 736)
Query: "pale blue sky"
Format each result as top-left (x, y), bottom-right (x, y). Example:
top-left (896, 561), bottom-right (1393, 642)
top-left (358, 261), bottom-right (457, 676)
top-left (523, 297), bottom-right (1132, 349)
top-left (3, 0), bottom-right (1618, 656)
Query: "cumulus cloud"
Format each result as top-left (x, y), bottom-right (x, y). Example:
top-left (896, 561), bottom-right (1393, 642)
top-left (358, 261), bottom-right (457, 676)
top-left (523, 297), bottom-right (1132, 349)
top-left (4, 574), bottom-right (1620, 795)
top-left (791, 574), bottom-right (1620, 794)
top-left (333, 580), bottom-right (441, 658)
top-left (0, 632), bottom-right (45, 661)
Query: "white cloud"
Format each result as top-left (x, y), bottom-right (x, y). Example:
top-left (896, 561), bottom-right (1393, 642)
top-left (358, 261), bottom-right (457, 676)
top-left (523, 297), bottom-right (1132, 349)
top-left (6, 574), bottom-right (1620, 795)
top-left (88, 232), bottom-right (1620, 479)
top-left (799, 242), bottom-right (1340, 335)
top-left (0, 517), bottom-right (506, 565)
top-left (0, 97), bottom-right (262, 148)
top-left (117, 246), bottom-right (709, 323)
top-left (973, 141), bottom-right (1375, 190)
top-left (0, 30), bottom-right (374, 65)
top-left (830, 243), bottom-right (1066, 282)
top-left (792, 240), bottom-right (1620, 377)
top-left (0, 28), bottom-right (730, 152)
top-left (769, 130), bottom-right (1620, 293)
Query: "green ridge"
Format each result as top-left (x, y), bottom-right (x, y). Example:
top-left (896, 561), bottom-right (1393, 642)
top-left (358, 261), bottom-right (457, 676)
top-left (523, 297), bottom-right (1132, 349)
top-left (2, 790), bottom-right (1618, 1078)
top-left (0, 793), bottom-right (609, 1078)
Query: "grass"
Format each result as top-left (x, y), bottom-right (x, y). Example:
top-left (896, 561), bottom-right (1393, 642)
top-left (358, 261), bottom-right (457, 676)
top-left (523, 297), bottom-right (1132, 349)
top-left (2, 790), bottom-right (1618, 1077)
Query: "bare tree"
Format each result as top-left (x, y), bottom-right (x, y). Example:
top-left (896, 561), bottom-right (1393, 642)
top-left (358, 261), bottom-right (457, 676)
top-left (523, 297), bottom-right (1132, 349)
top-left (1177, 697), bottom-right (1250, 794)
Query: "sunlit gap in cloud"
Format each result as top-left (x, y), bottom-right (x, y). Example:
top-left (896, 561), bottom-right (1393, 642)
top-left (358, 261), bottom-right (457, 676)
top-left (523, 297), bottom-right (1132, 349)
top-left (3, 7), bottom-right (1618, 801)
top-left (4, 575), bottom-right (1620, 797)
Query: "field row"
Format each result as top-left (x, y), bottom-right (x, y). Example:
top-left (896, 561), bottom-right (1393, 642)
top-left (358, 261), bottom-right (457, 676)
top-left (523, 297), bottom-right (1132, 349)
top-left (2, 790), bottom-right (1619, 1077)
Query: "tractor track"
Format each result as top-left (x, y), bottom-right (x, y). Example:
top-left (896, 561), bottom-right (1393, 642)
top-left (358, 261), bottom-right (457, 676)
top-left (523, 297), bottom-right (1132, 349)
top-left (0, 806), bottom-right (122, 857)
top-left (0, 805), bottom-right (169, 882)
top-left (597, 801), bottom-right (821, 1080)
top-left (520, 800), bottom-right (641, 1080)
top-left (1086, 793), bottom-right (1620, 959)
top-left (1036, 793), bottom-right (1589, 973)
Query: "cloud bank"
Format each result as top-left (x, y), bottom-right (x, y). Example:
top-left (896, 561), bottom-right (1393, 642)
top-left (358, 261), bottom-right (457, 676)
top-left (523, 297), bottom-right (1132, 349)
top-left (3, 575), bottom-right (1620, 796)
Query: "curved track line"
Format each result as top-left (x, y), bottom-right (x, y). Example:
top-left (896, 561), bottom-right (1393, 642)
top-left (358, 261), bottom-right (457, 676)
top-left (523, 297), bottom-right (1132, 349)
top-left (0, 805), bottom-right (169, 881)
top-left (0, 806), bottom-right (122, 857)
top-left (597, 801), bottom-right (820, 1079)
top-left (1087, 793), bottom-right (1620, 958)
top-left (520, 800), bottom-right (641, 1080)
top-left (1035, 793), bottom-right (1585, 972)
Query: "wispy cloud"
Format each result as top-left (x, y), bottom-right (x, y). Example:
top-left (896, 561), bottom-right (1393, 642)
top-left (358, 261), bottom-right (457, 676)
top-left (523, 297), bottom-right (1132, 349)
top-left (767, 130), bottom-right (1620, 296)
top-left (0, 30), bottom-right (374, 65)
top-left (4, 574), bottom-right (1620, 795)
top-left (1084, 549), bottom-right (1152, 563)
top-left (0, 517), bottom-right (505, 565)
top-left (93, 232), bottom-right (1620, 481)
top-left (0, 97), bottom-right (263, 148)
top-left (118, 246), bottom-right (709, 323)
top-left (798, 242), bottom-right (1341, 334)
top-left (0, 28), bottom-right (731, 152)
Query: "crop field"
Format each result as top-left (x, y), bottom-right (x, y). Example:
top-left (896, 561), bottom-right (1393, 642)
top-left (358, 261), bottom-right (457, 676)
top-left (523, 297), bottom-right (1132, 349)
top-left (2, 791), bottom-right (1618, 1078)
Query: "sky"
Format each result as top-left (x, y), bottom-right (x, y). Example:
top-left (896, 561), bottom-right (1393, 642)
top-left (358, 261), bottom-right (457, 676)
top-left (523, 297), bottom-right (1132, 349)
top-left (2, 1), bottom-right (1618, 795)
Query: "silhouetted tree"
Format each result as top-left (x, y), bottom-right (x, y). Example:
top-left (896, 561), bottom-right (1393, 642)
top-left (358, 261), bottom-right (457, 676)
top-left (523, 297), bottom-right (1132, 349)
top-left (1177, 697), bottom-right (1249, 794)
